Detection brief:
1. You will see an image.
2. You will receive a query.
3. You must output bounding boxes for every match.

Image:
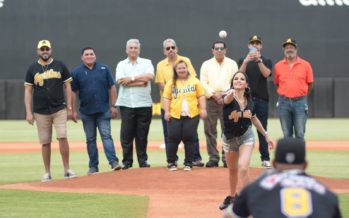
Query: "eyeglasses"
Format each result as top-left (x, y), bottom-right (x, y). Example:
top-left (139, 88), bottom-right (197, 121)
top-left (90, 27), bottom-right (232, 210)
top-left (214, 47), bottom-right (225, 51)
top-left (166, 46), bottom-right (176, 51)
top-left (40, 47), bottom-right (50, 52)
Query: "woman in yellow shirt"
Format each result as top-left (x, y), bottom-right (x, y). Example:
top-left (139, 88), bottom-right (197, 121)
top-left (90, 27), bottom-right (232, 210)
top-left (163, 60), bottom-right (207, 171)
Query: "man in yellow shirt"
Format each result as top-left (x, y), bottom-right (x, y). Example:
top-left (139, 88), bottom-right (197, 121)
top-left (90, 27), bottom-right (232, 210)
top-left (200, 41), bottom-right (238, 167)
top-left (155, 38), bottom-right (204, 167)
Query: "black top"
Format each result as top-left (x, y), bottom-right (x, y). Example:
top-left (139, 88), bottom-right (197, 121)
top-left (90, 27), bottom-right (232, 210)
top-left (238, 56), bottom-right (272, 101)
top-left (233, 169), bottom-right (342, 218)
top-left (25, 59), bottom-right (72, 115)
top-left (223, 97), bottom-right (256, 139)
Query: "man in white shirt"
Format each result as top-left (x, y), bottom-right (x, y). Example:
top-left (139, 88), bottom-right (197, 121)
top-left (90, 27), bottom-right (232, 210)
top-left (115, 39), bottom-right (154, 170)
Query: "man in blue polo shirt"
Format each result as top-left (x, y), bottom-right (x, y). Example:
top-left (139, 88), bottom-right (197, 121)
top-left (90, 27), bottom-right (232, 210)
top-left (71, 47), bottom-right (121, 175)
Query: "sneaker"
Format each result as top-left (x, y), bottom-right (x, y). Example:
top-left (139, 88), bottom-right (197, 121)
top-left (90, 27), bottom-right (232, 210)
top-left (139, 162), bottom-right (151, 168)
top-left (111, 162), bottom-right (122, 171)
top-left (122, 164), bottom-right (132, 170)
top-left (183, 165), bottom-right (192, 171)
top-left (219, 195), bottom-right (237, 210)
top-left (192, 160), bottom-right (204, 167)
top-left (205, 161), bottom-right (219, 168)
top-left (87, 167), bottom-right (99, 175)
top-left (262, 160), bottom-right (272, 168)
top-left (167, 163), bottom-right (177, 171)
top-left (64, 169), bottom-right (77, 179)
top-left (41, 173), bottom-right (52, 182)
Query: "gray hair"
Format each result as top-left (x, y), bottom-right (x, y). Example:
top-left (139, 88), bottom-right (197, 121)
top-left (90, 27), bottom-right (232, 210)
top-left (126, 39), bottom-right (141, 49)
top-left (163, 38), bottom-right (177, 49)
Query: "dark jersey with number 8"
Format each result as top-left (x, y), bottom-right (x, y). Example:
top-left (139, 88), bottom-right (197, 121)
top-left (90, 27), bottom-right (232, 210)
top-left (233, 170), bottom-right (341, 218)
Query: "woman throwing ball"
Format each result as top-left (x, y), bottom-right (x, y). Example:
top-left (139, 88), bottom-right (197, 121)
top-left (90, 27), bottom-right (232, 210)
top-left (219, 71), bottom-right (274, 210)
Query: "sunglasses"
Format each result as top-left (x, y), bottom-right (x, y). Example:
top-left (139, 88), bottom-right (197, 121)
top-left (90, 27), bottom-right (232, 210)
top-left (166, 46), bottom-right (176, 51)
top-left (40, 47), bottom-right (50, 52)
top-left (214, 47), bottom-right (225, 51)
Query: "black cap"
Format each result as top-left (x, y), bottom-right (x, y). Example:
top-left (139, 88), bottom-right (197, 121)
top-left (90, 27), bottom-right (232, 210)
top-left (282, 38), bottom-right (297, 48)
top-left (275, 138), bottom-right (306, 164)
top-left (248, 35), bottom-right (262, 44)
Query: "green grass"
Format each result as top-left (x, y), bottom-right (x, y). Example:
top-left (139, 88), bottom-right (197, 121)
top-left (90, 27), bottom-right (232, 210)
top-left (1, 118), bottom-right (349, 142)
top-left (1, 149), bottom-right (348, 185)
top-left (339, 193), bottom-right (349, 218)
top-left (0, 189), bottom-right (148, 218)
top-left (0, 119), bottom-right (348, 217)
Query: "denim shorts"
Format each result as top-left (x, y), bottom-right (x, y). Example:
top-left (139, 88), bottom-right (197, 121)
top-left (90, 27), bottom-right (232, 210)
top-left (222, 127), bottom-right (255, 152)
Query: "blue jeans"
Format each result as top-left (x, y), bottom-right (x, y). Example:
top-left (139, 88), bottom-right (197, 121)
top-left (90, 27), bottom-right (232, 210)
top-left (161, 109), bottom-right (202, 161)
top-left (278, 96), bottom-right (308, 139)
top-left (80, 110), bottom-right (118, 168)
top-left (253, 97), bottom-right (270, 161)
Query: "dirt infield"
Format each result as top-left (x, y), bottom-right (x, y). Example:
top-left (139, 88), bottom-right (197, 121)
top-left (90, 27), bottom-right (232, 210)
top-left (2, 167), bottom-right (349, 218)
top-left (0, 140), bottom-right (348, 153)
top-left (1, 142), bottom-right (349, 217)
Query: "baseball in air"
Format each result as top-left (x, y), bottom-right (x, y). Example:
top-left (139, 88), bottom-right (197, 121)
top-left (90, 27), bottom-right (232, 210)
top-left (219, 30), bottom-right (227, 39)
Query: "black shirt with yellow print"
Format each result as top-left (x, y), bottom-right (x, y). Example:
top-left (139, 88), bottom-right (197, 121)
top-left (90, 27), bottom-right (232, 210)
top-left (25, 59), bottom-right (72, 115)
top-left (223, 97), bottom-right (256, 139)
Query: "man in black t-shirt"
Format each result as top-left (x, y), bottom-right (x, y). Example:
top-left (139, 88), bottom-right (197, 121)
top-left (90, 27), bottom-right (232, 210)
top-left (24, 40), bottom-right (76, 182)
top-left (238, 35), bottom-right (273, 168)
top-left (229, 138), bottom-right (342, 218)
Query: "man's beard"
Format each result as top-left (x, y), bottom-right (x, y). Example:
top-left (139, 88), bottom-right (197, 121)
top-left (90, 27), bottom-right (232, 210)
top-left (285, 52), bottom-right (295, 59)
top-left (40, 54), bottom-right (51, 62)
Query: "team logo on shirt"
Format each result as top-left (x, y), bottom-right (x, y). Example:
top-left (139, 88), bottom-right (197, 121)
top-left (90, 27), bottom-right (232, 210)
top-left (228, 110), bottom-right (252, 122)
top-left (171, 85), bottom-right (196, 99)
top-left (34, 70), bottom-right (62, 86)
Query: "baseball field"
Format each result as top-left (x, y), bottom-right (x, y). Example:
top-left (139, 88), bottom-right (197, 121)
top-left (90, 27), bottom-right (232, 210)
top-left (0, 118), bottom-right (348, 218)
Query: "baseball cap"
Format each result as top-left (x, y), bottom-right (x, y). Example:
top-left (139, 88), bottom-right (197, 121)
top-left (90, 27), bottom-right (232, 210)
top-left (275, 138), bottom-right (306, 164)
top-left (248, 35), bottom-right (262, 44)
top-left (37, 40), bottom-right (51, 49)
top-left (282, 38), bottom-right (297, 48)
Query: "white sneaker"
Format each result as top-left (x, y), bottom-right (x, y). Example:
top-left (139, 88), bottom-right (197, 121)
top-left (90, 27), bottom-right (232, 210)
top-left (41, 173), bottom-right (52, 182)
top-left (64, 169), bottom-right (77, 179)
top-left (183, 165), bottom-right (192, 171)
top-left (262, 161), bottom-right (272, 168)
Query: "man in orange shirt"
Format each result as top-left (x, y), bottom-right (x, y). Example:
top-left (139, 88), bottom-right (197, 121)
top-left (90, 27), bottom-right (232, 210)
top-left (274, 38), bottom-right (314, 139)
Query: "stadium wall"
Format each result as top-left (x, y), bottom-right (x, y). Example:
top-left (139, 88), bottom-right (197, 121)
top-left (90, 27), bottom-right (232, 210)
top-left (0, 0), bottom-right (348, 118)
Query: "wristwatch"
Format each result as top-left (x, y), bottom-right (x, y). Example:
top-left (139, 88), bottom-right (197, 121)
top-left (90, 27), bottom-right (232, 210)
top-left (256, 59), bottom-right (263, 64)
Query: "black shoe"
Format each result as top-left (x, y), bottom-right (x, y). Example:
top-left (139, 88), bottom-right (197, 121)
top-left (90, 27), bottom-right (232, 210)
top-left (205, 161), bottom-right (219, 168)
top-left (139, 162), bottom-right (150, 168)
top-left (192, 160), bottom-right (205, 167)
top-left (122, 164), bottom-right (132, 170)
top-left (219, 195), bottom-right (237, 210)
top-left (223, 161), bottom-right (228, 168)
top-left (167, 163), bottom-right (177, 171)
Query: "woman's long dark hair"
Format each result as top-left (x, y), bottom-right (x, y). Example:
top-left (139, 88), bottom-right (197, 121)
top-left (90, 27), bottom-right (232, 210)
top-left (231, 71), bottom-right (253, 107)
top-left (172, 60), bottom-right (189, 89)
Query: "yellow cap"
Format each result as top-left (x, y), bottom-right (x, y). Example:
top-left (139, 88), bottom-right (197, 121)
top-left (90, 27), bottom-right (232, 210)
top-left (37, 40), bottom-right (51, 49)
